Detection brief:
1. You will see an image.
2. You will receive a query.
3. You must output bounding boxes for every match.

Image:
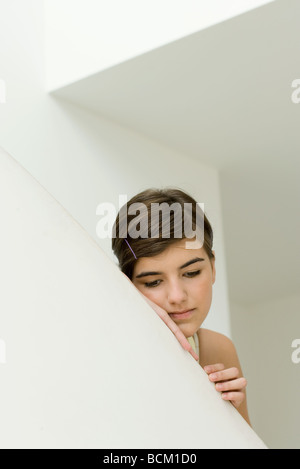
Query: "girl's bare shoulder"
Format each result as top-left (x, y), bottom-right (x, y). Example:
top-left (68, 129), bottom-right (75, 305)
top-left (197, 328), bottom-right (239, 368)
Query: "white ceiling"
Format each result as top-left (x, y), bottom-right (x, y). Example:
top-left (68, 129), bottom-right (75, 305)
top-left (52, 0), bottom-right (300, 307)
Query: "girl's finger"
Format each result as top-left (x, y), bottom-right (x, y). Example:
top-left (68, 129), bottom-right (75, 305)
top-left (208, 366), bottom-right (240, 382)
top-left (215, 377), bottom-right (247, 392)
top-left (221, 391), bottom-right (245, 407)
top-left (203, 363), bottom-right (225, 374)
top-left (167, 319), bottom-right (199, 361)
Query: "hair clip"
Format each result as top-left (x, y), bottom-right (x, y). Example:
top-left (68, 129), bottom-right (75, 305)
top-left (124, 238), bottom-right (137, 260)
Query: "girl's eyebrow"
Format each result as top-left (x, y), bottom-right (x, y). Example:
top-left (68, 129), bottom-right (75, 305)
top-left (135, 257), bottom-right (205, 279)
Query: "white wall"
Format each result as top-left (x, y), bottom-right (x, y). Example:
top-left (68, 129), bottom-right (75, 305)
top-left (0, 0), bottom-right (231, 337)
top-left (0, 145), bottom-right (267, 449)
top-left (45, 0), bottom-right (275, 91)
top-left (230, 295), bottom-right (300, 449)
top-left (2, 0), bottom-right (298, 449)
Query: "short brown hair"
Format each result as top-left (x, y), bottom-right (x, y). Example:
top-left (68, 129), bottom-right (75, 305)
top-left (111, 187), bottom-right (215, 280)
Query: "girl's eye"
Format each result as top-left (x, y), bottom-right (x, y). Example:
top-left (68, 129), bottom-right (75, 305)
top-left (144, 280), bottom-right (161, 288)
top-left (185, 270), bottom-right (201, 278)
top-left (144, 270), bottom-right (201, 288)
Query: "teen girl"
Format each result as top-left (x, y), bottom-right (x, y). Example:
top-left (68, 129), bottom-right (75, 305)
top-left (112, 188), bottom-right (250, 426)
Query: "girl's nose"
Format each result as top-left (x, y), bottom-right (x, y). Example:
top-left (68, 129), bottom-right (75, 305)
top-left (167, 281), bottom-right (188, 304)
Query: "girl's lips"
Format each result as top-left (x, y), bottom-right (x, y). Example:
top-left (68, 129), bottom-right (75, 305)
top-left (169, 309), bottom-right (195, 320)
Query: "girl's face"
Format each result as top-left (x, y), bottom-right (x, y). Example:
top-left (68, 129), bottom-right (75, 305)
top-left (132, 238), bottom-right (216, 338)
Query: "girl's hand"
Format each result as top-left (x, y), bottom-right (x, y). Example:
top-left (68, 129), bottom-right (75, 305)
top-left (204, 363), bottom-right (247, 408)
top-left (140, 293), bottom-right (199, 362)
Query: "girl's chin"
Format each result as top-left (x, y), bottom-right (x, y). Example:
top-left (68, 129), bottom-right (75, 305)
top-left (179, 325), bottom-right (197, 338)
top-left (179, 322), bottom-right (202, 338)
